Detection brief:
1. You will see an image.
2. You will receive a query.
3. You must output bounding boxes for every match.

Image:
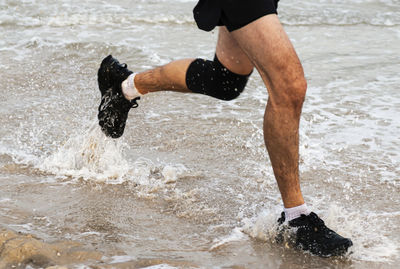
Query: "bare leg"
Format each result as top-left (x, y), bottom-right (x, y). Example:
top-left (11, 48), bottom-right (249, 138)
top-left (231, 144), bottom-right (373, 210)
top-left (134, 59), bottom-right (193, 94)
top-left (230, 15), bottom-right (307, 208)
top-left (131, 16), bottom-right (306, 208)
top-left (215, 27), bottom-right (254, 75)
top-left (134, 27), bottom-right (253, 94)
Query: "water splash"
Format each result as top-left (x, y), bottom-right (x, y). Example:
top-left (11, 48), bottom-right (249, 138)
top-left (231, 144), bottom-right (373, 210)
top-left (38, 120), bottom-right (188, 188)
top-left (38, 121), bottom-right (132, 182)
top-left (241, 205), bottom-right (399, 262)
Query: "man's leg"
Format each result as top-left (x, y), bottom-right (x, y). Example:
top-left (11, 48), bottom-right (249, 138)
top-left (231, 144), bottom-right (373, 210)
top-left (133, 59), bottom-right (194, 94)
top-left (98, 26), bottom-right (253, 138)
top-left (104, 16), bottom-right (306, 208)
top-left (132, 28), bottom-right (253, 95)
top-left (227, 14), bottom-right (352, 257)
top-left (129, 20), bottom-right (306, 209)
top-left (230, 14), bottom-right (307, 209)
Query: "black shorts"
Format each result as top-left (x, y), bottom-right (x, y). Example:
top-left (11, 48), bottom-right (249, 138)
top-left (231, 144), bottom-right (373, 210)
top-left (193, 0), bottom-right (280, 32)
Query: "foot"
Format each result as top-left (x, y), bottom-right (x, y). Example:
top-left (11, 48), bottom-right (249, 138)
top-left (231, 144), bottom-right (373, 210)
top-left (277, 212), bottom-right (353, 257)
top-left (97, 55), bottom-right (140, 138)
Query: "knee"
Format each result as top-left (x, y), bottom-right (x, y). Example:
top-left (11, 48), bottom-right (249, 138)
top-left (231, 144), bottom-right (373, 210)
top-left (290, 77), bottom-right (307, 107)
top-left (273, 76), bottom-right (307, 113)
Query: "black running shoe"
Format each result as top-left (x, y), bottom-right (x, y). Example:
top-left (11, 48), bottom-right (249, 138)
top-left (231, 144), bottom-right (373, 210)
top-left (97, 55), bottom-right (140, 138)
top-left (277, 212), bottom-right (353, 257)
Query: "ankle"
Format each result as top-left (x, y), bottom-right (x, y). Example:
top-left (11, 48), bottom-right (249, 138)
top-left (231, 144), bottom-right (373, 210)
top-left (284, 203), bottom-right (310, 222)
top-left (133, 74), bottom-right (146, 95)
top-left (122, 73), bottom-right (142, 100)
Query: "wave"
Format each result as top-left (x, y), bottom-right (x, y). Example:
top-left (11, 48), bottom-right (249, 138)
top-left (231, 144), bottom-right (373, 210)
top-left (1, 2), bottom-right (399, 28)
top-left (279, 10), bottom-right (400, 27)
top-left (0, 13), bottom-right (195, 28)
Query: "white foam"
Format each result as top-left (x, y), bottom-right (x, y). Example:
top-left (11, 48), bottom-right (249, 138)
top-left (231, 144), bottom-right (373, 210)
top-left (162, 166), bottom-right (179, 183)
top-left (324, 205), bottom-right (399, 262)
top-left (242, 207), bottom-right (281, 242)
top-left (136, 15), bottom-right (194, 25)
top-left (141, 265), bottom-right (179, 269)
top-left (210, 227), bottom-right (246, 250)
top-left (8, 223), bottom-right (35, 234)
top-left (279, 0), bottom-right (400, 26)
top-left (108, 255), bottom-right (136, 264)
top-left (43, 13), bottom-right (194, 28)
top-left (0, 142), bottom-right (38, 167)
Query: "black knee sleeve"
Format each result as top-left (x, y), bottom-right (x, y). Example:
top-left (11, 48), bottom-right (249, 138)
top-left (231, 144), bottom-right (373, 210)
top-left (185, 55), bottom-right (251, 101)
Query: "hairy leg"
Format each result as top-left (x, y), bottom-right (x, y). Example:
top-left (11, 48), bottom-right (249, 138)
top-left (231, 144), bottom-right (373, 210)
top-left (130, 18), bottom-right (307, 208)
top-left (231, 14), bottom-right (307, 208)
top-left (215, 27), bottom-right (254, 75)
top-left (134, 27), bottom-right (253, 95)
top-left (134, 59), bottom-right (194, 94)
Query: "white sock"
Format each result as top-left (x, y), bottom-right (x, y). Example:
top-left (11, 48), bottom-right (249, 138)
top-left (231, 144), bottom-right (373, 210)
top-left (284, 204), bottom-right (310, 222)
top-left (121, 73), bottom-right (142, 100)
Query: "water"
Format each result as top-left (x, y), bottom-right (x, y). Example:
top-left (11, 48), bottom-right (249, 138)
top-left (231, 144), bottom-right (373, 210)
top-left (0, 0), bottom-right (399, 268)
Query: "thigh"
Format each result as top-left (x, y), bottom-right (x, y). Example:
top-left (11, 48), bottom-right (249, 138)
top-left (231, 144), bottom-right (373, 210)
top-left (215, 26), bottom-right (254, 75)
top-left (231, 14), bottom-right (305, 96)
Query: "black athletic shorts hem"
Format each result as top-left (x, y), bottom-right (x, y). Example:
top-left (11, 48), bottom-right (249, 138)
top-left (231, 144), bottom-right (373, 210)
top-left (193, 0), bottom-right (280, 32)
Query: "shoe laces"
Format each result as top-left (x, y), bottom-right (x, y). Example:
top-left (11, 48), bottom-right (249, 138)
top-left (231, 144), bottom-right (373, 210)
top-left (305, 212), bottom-right (329, 232)
top-left (130, 96), bottom-right (141, 108)
top-left (109, 57), bottom-right (127, 71)
top-left (114, 62), bottom-right (127, 72)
